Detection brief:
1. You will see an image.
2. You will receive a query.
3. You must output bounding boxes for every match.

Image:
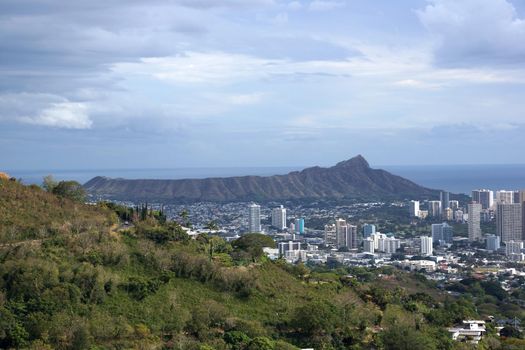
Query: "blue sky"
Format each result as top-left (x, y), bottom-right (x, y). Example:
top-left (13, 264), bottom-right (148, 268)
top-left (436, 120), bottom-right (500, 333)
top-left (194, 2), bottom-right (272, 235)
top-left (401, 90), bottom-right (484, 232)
top-left (1, 0), bottom-right (525, 170)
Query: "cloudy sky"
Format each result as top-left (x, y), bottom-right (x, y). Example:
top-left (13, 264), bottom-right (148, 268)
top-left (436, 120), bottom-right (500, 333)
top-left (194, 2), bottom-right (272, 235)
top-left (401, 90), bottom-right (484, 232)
top-left (1, 0), bottom-right (525, 170)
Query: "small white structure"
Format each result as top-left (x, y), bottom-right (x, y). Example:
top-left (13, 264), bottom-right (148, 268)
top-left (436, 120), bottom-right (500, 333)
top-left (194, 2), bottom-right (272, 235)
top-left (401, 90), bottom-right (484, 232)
top-left (398, 259), bottom-right (436, 272)
top-left (448, 320), bottom-right (486, 344)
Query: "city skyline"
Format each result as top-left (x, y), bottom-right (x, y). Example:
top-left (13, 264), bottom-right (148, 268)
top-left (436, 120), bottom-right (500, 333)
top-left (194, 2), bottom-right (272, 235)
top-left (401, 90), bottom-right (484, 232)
top-left (2, 0), bottom-right (525, 169)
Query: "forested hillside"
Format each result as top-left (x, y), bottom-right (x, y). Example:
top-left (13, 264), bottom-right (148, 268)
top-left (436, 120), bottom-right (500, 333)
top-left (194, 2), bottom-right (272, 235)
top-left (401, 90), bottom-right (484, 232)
top-left (0, 178), bottom-right (523, 349)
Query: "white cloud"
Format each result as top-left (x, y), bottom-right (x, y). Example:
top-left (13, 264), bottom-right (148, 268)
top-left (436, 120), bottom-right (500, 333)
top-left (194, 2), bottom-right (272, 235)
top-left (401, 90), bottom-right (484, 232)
top-left (287, 1), bottom-right (303, 11)
top-left (21, 102), bottom-right (92, 129)
top-left (308, 0), bottom-right (346, 12)
top-left (417, 0), bottom-right (525, 66)
top-left (228, 93), bottom-right (265, 105)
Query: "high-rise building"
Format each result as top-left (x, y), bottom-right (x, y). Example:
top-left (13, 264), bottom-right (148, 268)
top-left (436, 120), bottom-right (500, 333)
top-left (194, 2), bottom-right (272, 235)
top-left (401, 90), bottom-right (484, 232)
top-left (449, 200), bottom-right (460, 210)
top-left (514, 191), bottom-right (521, 205)
top-left (497, 203), bottom-right (522, 243)
top-left (520, 190), bottom-right (525, 242)
top-left (431, 222), bottom-right (454, 243)
top-left (420, 236), bottom-right (433, 256)
top-left (506, 240), bottom-right (524, 261)
top-left (468, 203), bottom-right (482, 241)
top-left (333, 219), bottom-right (358, 249)
top-left (472, 189), bottom-right (494, 209)
top-left (428, 201), bottom-right (442, 217)
top-left (443, 208), bottom-right (453, 221)
top-left (363, 224), bottom-right (376, 238)
top-left (363, 238), bottom-right (375, 253)
top-left (370, 232), bottom-right (387, 250)
top-left (440, 191), bottom-right (450, 211)
top-left (378, 236), bottom-right (400, 254)
top-left (505, 240), bottom-right (523, 255)
top-left (271, 205), bottom-right (287, 230)
top-left (295, 218), bottom-right (305, 234)
top-left (486, 234), bottom-right (500, 251)
top-left (345, 225), bottom-right (359, 249)
top-left (278, 241), bottom-right (301, 256)
top-left (335, 219), bottom-right (347, 248)
top-left (324, 224), bottom-right (337, 246)
top-left (496, 190), bottom-right (514, 204)
top-left (409, 200), bottom-right (420, 217)
top-left (248, 203), bottom-right (261, 233)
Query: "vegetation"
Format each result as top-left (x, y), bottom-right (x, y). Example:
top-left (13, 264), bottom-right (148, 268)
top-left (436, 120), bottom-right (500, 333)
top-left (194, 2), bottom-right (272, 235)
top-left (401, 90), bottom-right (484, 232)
top-left (0, 178), bottom-right (522, 349)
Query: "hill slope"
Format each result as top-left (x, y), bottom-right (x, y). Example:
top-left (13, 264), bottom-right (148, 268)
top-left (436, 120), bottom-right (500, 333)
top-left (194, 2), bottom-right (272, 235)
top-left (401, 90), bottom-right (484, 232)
top-left (84, 155), bottom-right (437, 202)
top-left (0, 179), bottom-right (492, 350)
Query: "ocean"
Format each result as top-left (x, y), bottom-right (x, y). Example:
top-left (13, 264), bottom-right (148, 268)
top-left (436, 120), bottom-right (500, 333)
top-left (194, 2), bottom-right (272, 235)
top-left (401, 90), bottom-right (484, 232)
top-left (6, 164), bottom-right (525, 195)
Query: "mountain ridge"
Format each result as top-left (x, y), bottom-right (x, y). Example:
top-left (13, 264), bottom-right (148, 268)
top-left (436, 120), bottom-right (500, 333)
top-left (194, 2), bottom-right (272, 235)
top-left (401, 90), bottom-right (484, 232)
top-left (84, 155), bottom-right (438, 202)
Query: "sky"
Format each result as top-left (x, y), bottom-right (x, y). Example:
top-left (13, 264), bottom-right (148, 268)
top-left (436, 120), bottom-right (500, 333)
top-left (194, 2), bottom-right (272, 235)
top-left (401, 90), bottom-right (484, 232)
top-left (1, 0), bottom-right (525, 170)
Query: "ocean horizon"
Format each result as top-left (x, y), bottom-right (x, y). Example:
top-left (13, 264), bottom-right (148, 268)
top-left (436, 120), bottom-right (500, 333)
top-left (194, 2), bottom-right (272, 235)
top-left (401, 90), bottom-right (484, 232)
top-left (5, 163), bottom-right (525, 195)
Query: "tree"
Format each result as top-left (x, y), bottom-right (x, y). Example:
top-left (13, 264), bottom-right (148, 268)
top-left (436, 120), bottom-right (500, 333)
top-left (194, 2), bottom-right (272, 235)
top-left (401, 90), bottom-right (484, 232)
top-left (52, 181), bottom-right (86, 202)
top-left (42, 175), bottom-right (58, 192)
top-left (500, 326), bottom-right (521, 338)
top-left (380, 325), bottom-right (437, 350)
top-left (231, 233), bottom-right (275, 262)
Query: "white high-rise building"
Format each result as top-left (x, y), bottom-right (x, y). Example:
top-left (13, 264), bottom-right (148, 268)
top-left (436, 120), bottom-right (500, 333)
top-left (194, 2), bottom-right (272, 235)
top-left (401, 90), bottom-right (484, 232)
top-left (449, 200), bottom-right (460, 210)
top-left (468, 203), bottom-right (482, 241)
top-left (428, 201), bottom-right (442, 217)
top-left (370, 232), bottom-right (387, 250)
top-left (248, 203), bottom-right (261, 233)
top-left (472, 189), bottom-right (494, 209)
top-left (271, 205), bottom-right (287, 230)
top-left (506, 240), bottom-right (523, 255)
top-left (420, 236), bottom-right (433, 256)
top-left (333, 219), bottom-right (358, 249)
top-left (324, 223), bottom-right (337, 247)
top-left (497, 203), bottom-right (522, 243)
top-left (409, 200), bottom-right (420, 217)
top-left (496, 190), bottom-right (514, 204)
top-left (378, 236), bottom-right (400, 254)
top-left (363, 238), bottom-right (375, 253)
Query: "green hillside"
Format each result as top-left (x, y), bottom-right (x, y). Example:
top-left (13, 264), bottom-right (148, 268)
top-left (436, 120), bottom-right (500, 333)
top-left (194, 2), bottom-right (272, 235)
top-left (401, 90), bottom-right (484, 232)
top-left (0, 179), bottom-right (522, 349)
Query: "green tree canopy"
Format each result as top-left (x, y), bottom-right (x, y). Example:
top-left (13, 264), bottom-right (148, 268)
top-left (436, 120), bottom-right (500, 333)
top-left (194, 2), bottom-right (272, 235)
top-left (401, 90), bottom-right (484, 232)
top-left (232, 233), bottom-right (275, 262)
top-left (52, 181), bottom-right (86, 202)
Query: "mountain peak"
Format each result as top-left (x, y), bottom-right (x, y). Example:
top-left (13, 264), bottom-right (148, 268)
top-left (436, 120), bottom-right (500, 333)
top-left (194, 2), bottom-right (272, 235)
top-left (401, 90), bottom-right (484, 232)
top-left (334, 155), bottom-right (370, 169)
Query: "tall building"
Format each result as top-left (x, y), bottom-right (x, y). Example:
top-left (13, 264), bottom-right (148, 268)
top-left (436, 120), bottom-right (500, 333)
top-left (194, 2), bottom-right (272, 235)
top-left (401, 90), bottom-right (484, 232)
top-left (468, 203), bottom-right (482, 241)
top-left (472, 189), bottom-right (494, 209)
top-left (409, 200), bottom-right (420, 217)
top-left (363, 238), bottom-right (375, 253)
top-left (271, 205), bottom-right (287, 230)
top-left (505, 240), bottom-right (524, 258)
top-left (334, 219), bottom-right (358, 249)
top-left (513, 191), bottom-right (521, 205)
top-left (420, 236), bottom-right (433, 256)
top-left (378, 236), bottom-right (400, 254)
top-left (497, 203), bottom-right (522, 243)
top-left (496, 190), bottom-right (514, 204)
top-left (486, 234), bottom-right (500, 251)
top-left (432, 222), bottom-right (453, 243)
top-left (324, 224), bottom-right (337, 246)
top-left (295, 218), bottom-right (305, 234)
top-left (363, 224), bottom-right (376, 238)
top-left (440, 191), bottom-right (450, 211)
top-left (345, 225), bottom-right (359, 249)
top-left (278, 241), bottom-right (301, 256)
top-left (428, 200), bottom-right (442, 217)
top-left (248, 203), bottom-right (261, 233)
top-left (449, 200), bottom-right (460, 210)
top-left (520, 190), bottom-right (525, 243)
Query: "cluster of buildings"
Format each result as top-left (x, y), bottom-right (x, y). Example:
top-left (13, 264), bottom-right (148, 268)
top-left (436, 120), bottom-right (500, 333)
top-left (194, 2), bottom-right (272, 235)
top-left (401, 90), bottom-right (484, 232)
top-left (410, 189), bottom-right (525, 260)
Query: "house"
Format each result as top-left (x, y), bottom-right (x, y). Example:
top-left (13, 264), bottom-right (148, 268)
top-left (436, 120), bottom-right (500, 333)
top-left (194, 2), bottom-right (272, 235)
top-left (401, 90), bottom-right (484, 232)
top-left (448, 320), bottom-right (486, 344)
